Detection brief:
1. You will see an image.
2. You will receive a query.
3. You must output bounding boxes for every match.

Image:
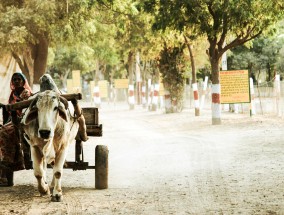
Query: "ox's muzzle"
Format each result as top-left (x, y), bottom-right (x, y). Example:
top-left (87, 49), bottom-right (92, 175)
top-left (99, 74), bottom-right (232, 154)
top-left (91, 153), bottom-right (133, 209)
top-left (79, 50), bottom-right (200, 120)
top-left (39, 129), bottom-right (51, 139)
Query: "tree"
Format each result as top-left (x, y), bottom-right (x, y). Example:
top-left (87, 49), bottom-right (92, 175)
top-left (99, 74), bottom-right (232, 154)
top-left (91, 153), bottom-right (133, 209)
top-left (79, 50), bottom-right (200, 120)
top-left (100, 0), bottom-right (165, 109)
top-left (0, 0), bottom-right (97, 86)
top-left (228, 26), bottom-right (284, 84)
top-left (143, 0), bottom-right (284, 124)
top-left (159, 41), bottom-right (187, 113)
top-left (48, 44), bottom-right (96, 90)
top-left (184, 34), bottom-right (200, 116)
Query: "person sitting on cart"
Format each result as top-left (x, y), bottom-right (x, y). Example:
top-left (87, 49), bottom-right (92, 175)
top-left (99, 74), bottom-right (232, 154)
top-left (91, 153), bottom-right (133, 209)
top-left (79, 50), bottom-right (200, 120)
top-left (0, 72), bottom-right (32, 185)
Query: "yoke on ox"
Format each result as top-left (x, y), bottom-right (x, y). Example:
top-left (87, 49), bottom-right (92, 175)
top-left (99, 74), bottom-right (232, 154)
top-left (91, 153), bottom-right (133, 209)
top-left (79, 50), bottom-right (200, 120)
top-left (3, 89), bottom-right (108, 202)
top-left (22, 90), bottom-right (75, 201)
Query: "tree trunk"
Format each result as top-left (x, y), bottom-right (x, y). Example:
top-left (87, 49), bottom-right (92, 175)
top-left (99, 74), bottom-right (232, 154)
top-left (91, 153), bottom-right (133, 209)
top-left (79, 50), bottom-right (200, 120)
top-left (184, 36), bottom-right (200, 116)
top-left (210, 58), bottom-right (221, 125)
top-left (207, 39), bottom-right (222, 125)
top-left (266, 63), bottom-right (272, 82)
top-left (135, 52), bottom-right (142, 105)
top-left (12, 51), bottom-right (33, 87)
top-left (128, 51), bottom-right (135, 110)
top-left (61, 69), bottom-right (70, 92)
top-left (140, 60), bottom-right (147, 108)
top-left (151, 64), bottom-right (160, 111)
top-left (93, 60), bottom-right (101, 108)
top-left (33, 35), bottom-right (49, 84)
top-left (23, 50), bottom-right (34, 86)
top-left (12, 35), bottom-right (49, 88)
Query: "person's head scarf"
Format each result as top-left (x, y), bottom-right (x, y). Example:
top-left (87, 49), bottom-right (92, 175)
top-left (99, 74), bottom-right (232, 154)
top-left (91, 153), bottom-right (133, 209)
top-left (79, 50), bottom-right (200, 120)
top-left (9, 72), bottom-right (32, 104)
top-left (10, 72), bottom-right (32, 92)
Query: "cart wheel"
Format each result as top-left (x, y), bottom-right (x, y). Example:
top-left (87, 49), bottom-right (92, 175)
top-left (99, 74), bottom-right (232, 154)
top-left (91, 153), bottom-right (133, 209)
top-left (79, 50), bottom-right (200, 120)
top-left (95, 145), bottom-right (108, 189)
top-left (6, 170), bottom-right (14, 186)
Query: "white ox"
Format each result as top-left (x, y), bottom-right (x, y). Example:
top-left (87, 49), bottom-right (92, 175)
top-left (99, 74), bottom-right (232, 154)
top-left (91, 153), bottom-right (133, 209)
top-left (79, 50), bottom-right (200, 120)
top-left (22, 90), bottom-right (79, 202)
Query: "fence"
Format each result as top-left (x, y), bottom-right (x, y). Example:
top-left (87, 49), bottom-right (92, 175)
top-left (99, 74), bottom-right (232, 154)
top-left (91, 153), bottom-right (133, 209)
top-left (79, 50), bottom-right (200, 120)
top-left (185, 80), bottom-right (284, 117)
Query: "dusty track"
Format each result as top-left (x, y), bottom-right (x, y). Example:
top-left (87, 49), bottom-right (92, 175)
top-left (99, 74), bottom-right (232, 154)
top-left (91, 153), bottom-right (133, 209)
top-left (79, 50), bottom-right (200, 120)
top-left (0, 104), bottom-right (284, 214)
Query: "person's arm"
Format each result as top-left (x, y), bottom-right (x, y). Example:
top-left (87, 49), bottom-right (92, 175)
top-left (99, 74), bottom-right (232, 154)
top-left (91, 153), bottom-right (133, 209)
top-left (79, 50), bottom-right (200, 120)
top-left (19, 89), bottom-right (31, 101)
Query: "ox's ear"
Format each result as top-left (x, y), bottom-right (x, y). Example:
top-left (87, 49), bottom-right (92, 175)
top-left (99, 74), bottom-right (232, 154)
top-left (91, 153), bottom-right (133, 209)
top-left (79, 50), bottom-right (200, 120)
top-left (58, 105), bottom-right (68, 122)
top-left (23, 107), bottom-right (38, 125)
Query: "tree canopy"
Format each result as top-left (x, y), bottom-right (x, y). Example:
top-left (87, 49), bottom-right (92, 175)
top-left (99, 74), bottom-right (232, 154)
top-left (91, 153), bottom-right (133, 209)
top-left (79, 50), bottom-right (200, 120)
top-left (0, 0), bottom-right (96, 84)
top-left (143, 0), bottom-right (284, 123)
top-left (1, 0), bottom-right (284, 119)
top-left (143, 0), bottom-right (284, 79)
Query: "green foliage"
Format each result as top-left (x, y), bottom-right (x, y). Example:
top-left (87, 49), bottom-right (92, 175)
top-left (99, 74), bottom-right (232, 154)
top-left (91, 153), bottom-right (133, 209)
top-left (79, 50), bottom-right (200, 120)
top-left (0, 0), bottom-right (99, 83)
top-left (1, 0), bottom-right (284, 92)
top-left (50, 44), bottom-right (95, 74)
top-left (143, 0), bottom-right (284, 86)
top-left (228, 22), bottom-right (284, 82)
top-left (159, 43), bottom-right (186, 112)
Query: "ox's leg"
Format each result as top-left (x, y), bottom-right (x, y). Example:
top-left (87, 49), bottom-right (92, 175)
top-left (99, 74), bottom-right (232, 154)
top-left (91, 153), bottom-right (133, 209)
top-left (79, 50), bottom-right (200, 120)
top-left (50, 147), bottom-right (68, 202)
top-left (31, 146), bottom-right (50, 196)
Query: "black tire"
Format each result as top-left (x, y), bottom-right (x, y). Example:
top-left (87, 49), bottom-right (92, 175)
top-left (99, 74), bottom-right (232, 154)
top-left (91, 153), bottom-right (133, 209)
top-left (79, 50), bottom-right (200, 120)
top-left (95, 145), bottom-right (108, 189)
top-left (6, 170), bottom-right (14, 186)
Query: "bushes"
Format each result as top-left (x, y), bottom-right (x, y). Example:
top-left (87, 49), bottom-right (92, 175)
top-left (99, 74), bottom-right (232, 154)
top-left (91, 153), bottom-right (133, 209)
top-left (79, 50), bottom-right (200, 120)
top-left (159, 44), bottom-right (186, 113)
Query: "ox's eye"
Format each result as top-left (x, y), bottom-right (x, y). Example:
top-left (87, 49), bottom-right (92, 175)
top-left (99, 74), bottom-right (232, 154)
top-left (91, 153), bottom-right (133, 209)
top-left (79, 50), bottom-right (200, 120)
top-left (54, 106), bottom-right (58, 111)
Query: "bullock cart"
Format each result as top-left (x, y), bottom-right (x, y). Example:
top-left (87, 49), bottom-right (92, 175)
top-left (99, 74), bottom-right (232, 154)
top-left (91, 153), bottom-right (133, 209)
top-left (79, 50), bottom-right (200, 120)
top-left (0, 93), bottom-right (108, 189)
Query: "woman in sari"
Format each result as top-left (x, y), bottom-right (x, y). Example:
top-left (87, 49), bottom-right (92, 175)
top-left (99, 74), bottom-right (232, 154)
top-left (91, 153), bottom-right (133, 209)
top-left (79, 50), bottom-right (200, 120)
top-left (0, 72), bottom-right (32, 186)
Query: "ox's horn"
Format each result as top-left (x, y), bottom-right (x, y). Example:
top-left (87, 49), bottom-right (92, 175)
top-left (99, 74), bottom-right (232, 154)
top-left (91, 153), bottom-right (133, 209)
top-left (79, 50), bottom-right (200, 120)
top-left (59, 96), bottom-right (69, 110)
top-left (29, 96), bottom-right (38, 110)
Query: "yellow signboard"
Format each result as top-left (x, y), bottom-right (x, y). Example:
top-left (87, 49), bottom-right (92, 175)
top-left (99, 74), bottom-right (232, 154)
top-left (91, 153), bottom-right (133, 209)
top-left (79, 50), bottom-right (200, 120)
top-left (72, 70), bottom-right (81, 87)
top-left (98, 80), bottom-right (109, 98)
top-left (66, 70), bottom-right (82, 93)
top-left (220, 70), bottom-right (250, 104)
top-left (114, 79), bottom-right (129, 89)
top-left (67, 79), bottom-right (81, 93)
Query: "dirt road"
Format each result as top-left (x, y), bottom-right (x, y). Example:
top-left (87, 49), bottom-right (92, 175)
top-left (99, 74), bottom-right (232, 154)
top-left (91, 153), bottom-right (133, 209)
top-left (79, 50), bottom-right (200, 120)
top-left (1, 103), bottom-right (284, 214)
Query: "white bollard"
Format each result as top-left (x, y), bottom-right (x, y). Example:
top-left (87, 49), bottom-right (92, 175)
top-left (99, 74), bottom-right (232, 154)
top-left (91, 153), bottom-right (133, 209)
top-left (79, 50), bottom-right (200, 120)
top-left (141, 85), bottom-right (147, 107)
top-left (128, 84), bottom-right (135, 106)
top-left (275, 75), bottom-right (281, 117)
top-left (211, 84), bottom-right (221, 124)
top-left (200, 76), bottom-right (208, 109)
top-left (93, 86), bottom-right (101, 108)
top-left (152, 84), bottom-right (160, 109)
top-left (250, 78), bottom-right (256, 115)
top-left (164, 90), bottom-right (171, 112)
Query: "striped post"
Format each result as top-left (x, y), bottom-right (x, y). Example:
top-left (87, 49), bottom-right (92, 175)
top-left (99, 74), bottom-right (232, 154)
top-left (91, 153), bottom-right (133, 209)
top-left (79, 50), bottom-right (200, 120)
top-left (192, 82), bottom-right (200, 116)
top-left (164, 90), bottom-right (171, 113)
top-left (141, 85), bottom-right (147, 108)
top-left (147, 79), bottom-right (152, 109)
top-left (151, 84), bottom-right (159, 111)
top-left (128, 84), bottom-right (135, 109)
top-left (93, 86), bottom-right (101, 108)
top-left (250, 78), bottom-right (256, 115)
top-left (275, 74), bottom-right (281, 117)
top-left (211, 84), bottom-right (221, 125)
top-left (200, 76), bottom-right (208, 110)
top-left (148, 84), bottom-right (153, 109)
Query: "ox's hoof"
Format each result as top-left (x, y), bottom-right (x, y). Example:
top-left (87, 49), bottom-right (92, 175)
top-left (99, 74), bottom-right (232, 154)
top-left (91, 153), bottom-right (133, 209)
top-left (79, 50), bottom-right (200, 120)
top-left (39, 186), bottom-right (50, 196)
top-left (51, 194), bottom-right (63, 202)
